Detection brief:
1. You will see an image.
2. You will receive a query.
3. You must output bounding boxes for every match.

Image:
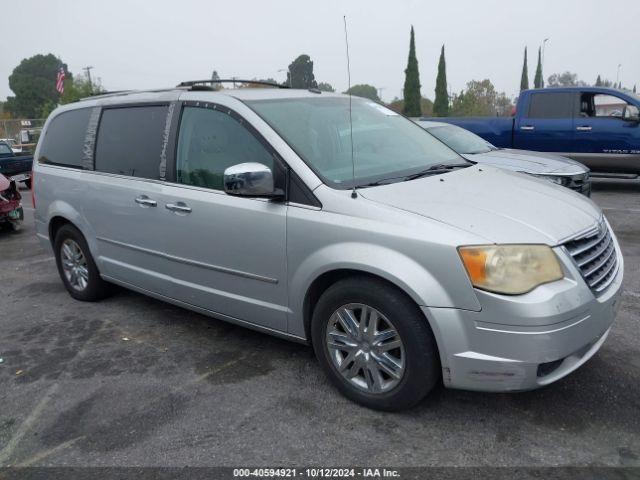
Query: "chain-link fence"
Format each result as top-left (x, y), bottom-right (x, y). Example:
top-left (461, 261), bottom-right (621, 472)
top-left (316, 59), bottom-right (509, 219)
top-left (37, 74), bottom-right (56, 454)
top-left (0, 118), bottom-right (45, 154)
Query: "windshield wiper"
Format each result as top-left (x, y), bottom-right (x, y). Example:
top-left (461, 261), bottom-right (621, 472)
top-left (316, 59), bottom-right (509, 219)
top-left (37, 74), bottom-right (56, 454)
top-left (402, 162), bottom-right (472, 181)
top-left (357, 162), bottom-right (472, 188)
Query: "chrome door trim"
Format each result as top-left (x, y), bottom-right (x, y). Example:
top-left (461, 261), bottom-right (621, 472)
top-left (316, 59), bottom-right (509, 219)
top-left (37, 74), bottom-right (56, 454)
top-left (102, 274), bottom-right (305, 343)
top-left (97, 236), bottom-right (279, 284)
top-left (287, 201), bottom-right (322, 211)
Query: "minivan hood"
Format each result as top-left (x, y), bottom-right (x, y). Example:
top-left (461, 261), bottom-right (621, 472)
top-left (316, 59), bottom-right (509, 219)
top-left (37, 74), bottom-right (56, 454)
top-left (358, 166), bottom-right (601, 245)
top-left (463, 149), bottom-right (588, 175)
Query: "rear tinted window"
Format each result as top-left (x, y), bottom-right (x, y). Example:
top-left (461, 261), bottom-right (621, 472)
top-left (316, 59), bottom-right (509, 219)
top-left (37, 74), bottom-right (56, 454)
top-left (527, 93), bottom-right (575, 119)
top-left (95, 105), bottom-right (168, 179)
top-left (39, 108), bottom-right (93, 167)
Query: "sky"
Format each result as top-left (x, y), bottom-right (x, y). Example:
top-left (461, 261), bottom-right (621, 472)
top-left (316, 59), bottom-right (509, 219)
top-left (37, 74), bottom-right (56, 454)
top-left (1, 0), bottom-right (639, 104)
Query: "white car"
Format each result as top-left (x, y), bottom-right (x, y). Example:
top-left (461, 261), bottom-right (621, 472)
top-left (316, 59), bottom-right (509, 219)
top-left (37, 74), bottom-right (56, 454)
top-left (416, 121), bottom-right (591, 196)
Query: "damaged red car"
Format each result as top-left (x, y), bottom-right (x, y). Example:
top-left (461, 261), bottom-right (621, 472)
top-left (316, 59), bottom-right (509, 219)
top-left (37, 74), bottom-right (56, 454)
top-left (0, 173), bottom-right (23, 232)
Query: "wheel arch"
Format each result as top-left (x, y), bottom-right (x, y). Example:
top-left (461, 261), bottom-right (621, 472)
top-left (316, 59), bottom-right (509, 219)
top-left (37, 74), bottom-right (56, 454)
top-left (302, 268), bottom-right (429, 344)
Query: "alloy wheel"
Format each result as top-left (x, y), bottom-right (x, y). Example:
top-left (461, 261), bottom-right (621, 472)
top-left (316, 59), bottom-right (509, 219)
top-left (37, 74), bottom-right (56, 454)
top-left (326, 303), bottom-right (405, 394)
top-left (61, 238), bottom-right (89, 291)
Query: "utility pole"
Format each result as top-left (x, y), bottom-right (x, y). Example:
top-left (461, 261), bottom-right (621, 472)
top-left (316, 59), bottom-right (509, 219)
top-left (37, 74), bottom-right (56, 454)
top-left (83, 66), bottom-right (94, 94)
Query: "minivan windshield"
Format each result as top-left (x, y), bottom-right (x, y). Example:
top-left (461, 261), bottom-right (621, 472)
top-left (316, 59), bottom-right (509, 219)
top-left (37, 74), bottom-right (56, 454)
top-left (425, 124), bottom-right (495, 155)
top-left (246, 96), bottom-right (466, 188)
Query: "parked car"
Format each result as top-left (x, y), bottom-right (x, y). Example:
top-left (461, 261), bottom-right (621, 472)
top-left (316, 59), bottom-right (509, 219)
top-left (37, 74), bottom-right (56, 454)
top-left (0, 138), bottom-right (22, 154)
top-left (0, 141), bottom-right (33, 188)
top-left (33, 85), bottom-right (623, 410)
top-left (0, 173), bottom-right (23, 231)
top-left (422, 87), bottom-right (640, 176)
top-left (416, 120), bottom-right (591, 196)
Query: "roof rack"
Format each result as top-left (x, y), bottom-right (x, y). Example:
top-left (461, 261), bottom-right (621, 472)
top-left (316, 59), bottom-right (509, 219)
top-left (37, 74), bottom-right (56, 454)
top-left (78, 90), bottom-right (138, 101)
top-left (78, 88), bottom-right (183, 101)
top-left (177, 79), bottom-right (289, 89)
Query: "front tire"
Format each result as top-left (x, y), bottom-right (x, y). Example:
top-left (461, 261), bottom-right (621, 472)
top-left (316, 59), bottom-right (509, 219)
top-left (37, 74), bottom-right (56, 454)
top-left (311, 277), bottom-right (440, 411)
top-left (54, 224), bottom-right (111, 301)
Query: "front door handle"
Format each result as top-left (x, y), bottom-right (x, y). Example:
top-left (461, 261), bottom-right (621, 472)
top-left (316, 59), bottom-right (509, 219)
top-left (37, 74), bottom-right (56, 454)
top-left (165, 202), bottom-right (192, 214)
top-left (520, 125), bottom-right (535, 131)
top-left (135, 195), bottom-right (157, 207)
top-left (576, 126), bottom-right (593, 131)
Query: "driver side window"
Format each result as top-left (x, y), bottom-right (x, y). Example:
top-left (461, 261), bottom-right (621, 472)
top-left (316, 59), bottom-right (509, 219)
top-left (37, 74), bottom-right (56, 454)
top-left (580, 93), bottom-right (630, 119)
top-left (176, 106), bottom-right (274, 190)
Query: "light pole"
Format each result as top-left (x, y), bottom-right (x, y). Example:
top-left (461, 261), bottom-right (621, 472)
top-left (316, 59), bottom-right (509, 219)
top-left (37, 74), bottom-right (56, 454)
top-left (83, 65), bottom-right (94, 94)
top-left (616, 64), bottom-right (622, 87)
top-left (541, 38), bottom-right (549, 87)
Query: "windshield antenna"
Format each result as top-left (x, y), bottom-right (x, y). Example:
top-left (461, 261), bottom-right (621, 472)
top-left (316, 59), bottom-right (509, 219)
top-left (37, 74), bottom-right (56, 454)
top-left (343, 15), bottom-right (357, 199)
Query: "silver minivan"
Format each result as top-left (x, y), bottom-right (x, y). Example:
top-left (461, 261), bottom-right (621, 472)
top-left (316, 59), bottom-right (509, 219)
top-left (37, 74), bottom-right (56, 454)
top-left (33, 85), bottom-right (623, 410)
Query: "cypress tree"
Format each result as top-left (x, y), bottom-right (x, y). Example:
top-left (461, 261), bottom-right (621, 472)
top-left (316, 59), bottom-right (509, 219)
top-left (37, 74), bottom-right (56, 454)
top-left (634, 85), bottom-right (637, 94)
top-left (533, 47), bottom-right (543, 88)
top-left (595, 75), bottom-right (602, 87)
top-left (520, 47), bottom-right (529, 91)
top-left (433, 45), bottom-right (449, 116)
top-left (403, 26), bottom-right (422, 117)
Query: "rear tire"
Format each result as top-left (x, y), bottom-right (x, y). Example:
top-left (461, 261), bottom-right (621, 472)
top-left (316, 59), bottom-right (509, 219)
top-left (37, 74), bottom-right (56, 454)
top-left (311, 276), bottom-right (440, 411)
top-left (54, 224), bottom-right (112, 301)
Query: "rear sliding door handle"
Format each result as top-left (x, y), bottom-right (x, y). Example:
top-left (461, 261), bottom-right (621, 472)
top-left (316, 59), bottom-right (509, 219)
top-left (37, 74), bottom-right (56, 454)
top-left (135, 195), bottom-right (157, 207)
top-left (576, 126), bottom-right (593, 131)
top-left (520, 125), bottom-right (535, 131)
top-left (165, 202), bottom-right (192, 214)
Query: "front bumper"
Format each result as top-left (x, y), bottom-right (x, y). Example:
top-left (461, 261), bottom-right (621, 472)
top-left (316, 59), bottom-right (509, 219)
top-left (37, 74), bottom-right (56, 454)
top-left (425, 245), bottom-right (623, 392)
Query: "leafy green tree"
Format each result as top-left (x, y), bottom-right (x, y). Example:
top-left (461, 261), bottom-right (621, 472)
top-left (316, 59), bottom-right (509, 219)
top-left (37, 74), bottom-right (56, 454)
top-left (547, 71), bottom-right (587, 87)
top-left (287, 54), bottom-right (317, 89)
top-left (388, 97), bottom-right (433, 116)
top-left (317, 82), bottom-right (335, 92)
top-left (35, 73), bottom-right (106, 118)
top-left (344, 84), bottom-right (379, 101)
top-left (5, 54), bottom-right (70, 118)
top-left (450, 79), bottom-right (512, 117)
top-left (402, 26), bottom-right (422, 117)
top-left (433, 45), bottom-right (449, 117)
top-left (533, 47), bottom-right (543, 88)
top-left (210, 70), bottom-right (222, 90)
top-left (520, 47), bottom-right (529, 91)
top-left (594, 75), bottom-right (613, 88)
top-left (62, 73), bottom-right (105, 103)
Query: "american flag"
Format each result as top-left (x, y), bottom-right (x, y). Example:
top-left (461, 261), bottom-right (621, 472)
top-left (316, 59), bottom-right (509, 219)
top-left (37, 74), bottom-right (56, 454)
top-left (55, 67), bottom-right (65, 94)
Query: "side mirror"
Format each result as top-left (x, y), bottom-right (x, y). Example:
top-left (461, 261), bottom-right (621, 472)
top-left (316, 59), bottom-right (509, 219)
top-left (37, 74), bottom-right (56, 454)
top-left (623, 105), bottom-right (640, 123)
top-left (223, 162), bottom-right (278, 197)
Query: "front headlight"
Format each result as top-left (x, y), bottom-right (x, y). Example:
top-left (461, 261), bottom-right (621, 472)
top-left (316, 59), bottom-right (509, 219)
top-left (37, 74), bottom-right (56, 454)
top-left (458, 245), bottom-right (563, 295)
top-left (531, 174), bottom-right (564, 186)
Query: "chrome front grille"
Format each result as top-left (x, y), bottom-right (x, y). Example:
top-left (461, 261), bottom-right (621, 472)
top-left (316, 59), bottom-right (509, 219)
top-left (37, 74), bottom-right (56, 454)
top-left (564, 220), bottom-right (619, 294)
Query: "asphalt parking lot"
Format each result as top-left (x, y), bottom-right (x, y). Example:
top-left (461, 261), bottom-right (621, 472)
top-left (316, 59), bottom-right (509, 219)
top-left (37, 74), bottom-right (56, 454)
top-left (0, 180), bottom-right (639, 468)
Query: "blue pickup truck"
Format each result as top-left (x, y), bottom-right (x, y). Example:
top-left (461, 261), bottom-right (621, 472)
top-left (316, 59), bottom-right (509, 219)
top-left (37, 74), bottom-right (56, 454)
top-left (424, 87), bottom-right (640, 176)
top-left (0, 141), bottom-right (33, 188)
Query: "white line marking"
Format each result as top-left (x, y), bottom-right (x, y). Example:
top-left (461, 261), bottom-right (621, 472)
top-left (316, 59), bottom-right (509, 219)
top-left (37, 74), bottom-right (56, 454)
top-left (25, 257), bottom-right (55, 265)
top-left (0, 383), bottom-right (60, 465)
top-left (15, 436), bottom-right (84, 467)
